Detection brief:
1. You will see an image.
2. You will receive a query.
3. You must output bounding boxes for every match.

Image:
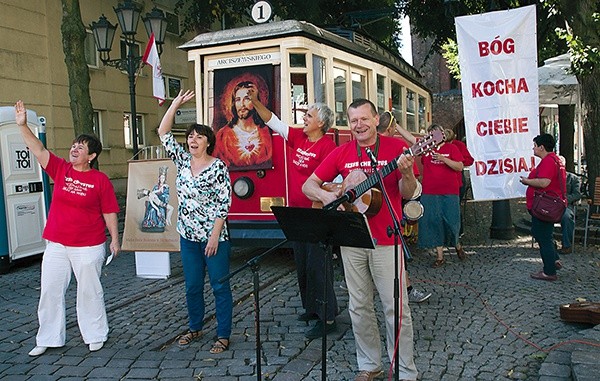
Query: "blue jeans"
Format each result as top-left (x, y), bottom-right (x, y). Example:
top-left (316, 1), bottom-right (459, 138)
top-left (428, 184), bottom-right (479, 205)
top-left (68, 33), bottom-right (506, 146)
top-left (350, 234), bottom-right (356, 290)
top-left (560, 206), bottom-right (575, 249)
top-left (530, 215), bottom-right (559, 275)
top-left (180, 237), bottom-right (232, 339)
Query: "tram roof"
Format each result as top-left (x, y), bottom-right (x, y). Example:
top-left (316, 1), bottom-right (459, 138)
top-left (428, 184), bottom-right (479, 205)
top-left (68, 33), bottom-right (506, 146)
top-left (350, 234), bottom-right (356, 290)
top-left (179, 20), bottom-right (427, 91)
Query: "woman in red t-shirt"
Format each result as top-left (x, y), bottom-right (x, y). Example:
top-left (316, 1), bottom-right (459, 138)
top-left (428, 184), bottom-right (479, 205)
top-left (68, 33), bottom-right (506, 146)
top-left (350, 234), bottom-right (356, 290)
top-left (417, 124), bottom-right (465, 268)
top-left (15, 101), bottom-right (120, 357)
top-left (520, 133), bottom-right (566, 281)
top-left (247, 85), bottom-right (339, 338)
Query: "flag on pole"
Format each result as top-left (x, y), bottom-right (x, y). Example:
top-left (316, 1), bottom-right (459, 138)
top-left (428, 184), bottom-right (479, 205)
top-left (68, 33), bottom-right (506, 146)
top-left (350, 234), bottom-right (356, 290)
top-left (142, 33), bottom-right (166, 106)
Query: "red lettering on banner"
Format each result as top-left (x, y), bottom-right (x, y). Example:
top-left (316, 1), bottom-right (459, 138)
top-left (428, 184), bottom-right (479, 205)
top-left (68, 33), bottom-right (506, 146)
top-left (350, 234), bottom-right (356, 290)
top-left (475, 156), bottom-right (536, 176)
top-left (471, 78), bottom-right (529, 98)
top-left (478, 37), bottom-right (515, 57)
top-left (476, 117), bottom-right (529, 136)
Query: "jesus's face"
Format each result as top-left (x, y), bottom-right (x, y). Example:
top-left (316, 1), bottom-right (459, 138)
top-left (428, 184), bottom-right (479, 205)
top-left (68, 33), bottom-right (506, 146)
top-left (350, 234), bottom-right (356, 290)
top-left (234, 88), bottom-right (255, 120)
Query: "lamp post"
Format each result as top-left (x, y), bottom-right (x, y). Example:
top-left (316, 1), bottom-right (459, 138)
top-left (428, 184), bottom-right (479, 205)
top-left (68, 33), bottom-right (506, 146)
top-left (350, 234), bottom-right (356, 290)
top-left (90, 0), bottom-right (167, 158)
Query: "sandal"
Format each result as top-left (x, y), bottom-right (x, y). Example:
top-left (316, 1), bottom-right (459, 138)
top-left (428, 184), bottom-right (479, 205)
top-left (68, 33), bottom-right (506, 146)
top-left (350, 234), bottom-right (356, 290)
top-left (432, 258), bottom-right (445, 268)
top-left (456, 246), bottom-right (467, 260)
top-left (178, 330), bottom-right (202, 346)
top-left (209, 338), bottom-right (229, 354)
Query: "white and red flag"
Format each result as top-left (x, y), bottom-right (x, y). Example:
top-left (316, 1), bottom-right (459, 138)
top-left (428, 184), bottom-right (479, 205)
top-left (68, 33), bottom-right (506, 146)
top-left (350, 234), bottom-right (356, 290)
top-left (142, 32), bottom-right (166, 106)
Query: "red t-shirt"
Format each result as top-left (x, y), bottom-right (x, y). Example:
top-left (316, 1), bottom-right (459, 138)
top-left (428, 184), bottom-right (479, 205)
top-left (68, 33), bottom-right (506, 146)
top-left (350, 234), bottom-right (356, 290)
top-left (451, 139), bottom-right (473, 188)
top-left (525, 152), bottom-right (567, 210)
top-left (286, 128), bottom-right (337, 207)
top-left (421, 143), bottom-right (463, 195)
top-left (43, 152), bottom-right (120, 246)
top-left (451, 139), bottom-right (474, 166)
top-left (313, 135), bottom-right (419, 245)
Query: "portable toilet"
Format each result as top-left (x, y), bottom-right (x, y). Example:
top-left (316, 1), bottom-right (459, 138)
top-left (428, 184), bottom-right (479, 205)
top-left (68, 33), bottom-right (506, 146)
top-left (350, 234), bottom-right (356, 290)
top-left (0, 106), bottom-right (49, 274)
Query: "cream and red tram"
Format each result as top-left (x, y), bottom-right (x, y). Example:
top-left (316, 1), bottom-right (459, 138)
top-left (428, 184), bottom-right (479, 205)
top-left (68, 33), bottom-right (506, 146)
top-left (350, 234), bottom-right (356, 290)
top-left (179, 20), bottom-right (432, 247)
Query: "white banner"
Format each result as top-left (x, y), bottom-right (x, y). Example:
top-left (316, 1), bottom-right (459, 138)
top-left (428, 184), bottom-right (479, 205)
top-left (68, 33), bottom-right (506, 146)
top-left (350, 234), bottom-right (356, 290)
top-left (456, 5), bottom-right (539, 200)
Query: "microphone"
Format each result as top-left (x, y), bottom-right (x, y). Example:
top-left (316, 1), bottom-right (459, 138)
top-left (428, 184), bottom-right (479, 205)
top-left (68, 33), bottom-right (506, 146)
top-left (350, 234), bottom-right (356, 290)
top-left (365, 147), bottom-right (378, 167)
top-left (323, 188), bottom-right (357, 211)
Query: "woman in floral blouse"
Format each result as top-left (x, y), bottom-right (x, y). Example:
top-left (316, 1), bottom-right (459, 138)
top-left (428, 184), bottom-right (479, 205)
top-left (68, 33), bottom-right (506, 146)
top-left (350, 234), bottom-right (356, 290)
top-left (158, 90), bottom-right (233, 354)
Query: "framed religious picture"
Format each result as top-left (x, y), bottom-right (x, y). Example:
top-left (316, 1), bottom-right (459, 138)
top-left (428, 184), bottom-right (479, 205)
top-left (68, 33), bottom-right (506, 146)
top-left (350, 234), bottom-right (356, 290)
top-left (122, 159), bottom-right (179, 251)
top-left (211, 65), bottom-right (277, 171)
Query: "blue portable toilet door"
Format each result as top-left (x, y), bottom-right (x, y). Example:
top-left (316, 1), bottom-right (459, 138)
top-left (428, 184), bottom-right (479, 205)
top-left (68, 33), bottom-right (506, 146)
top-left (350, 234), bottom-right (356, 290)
top-left (0, 106), bottom-right (47, 261)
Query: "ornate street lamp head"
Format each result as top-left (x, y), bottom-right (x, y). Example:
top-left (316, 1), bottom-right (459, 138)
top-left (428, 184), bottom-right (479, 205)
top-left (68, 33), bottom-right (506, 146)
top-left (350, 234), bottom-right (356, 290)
top-left (114, 0), bottom-right (142, 40)
top-left (142, 7), bottom-right (168, 55)
top-left (90, 14), bottom-right (117, 63)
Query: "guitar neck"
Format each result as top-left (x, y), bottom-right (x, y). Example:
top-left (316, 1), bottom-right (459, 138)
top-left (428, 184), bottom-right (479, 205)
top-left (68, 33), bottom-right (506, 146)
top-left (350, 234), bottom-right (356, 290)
top-left (353, 157), bottom-right (400, 196)
top-left (348, 130), bottom-right (442, 203)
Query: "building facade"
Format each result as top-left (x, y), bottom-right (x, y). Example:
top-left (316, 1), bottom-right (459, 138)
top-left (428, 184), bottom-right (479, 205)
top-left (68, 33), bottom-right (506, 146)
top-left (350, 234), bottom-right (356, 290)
top-left (0, 0), bottom-right (194, 180)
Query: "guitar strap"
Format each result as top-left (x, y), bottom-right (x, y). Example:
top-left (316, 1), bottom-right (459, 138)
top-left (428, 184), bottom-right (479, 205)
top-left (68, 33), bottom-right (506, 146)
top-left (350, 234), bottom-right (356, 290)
top-left (356, 135), bottom-right (380, 166)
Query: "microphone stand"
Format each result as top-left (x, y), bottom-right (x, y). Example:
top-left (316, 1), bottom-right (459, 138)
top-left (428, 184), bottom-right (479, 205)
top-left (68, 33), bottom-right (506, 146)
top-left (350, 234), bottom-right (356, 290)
top-left (367, 150), bottom-right (404, 381)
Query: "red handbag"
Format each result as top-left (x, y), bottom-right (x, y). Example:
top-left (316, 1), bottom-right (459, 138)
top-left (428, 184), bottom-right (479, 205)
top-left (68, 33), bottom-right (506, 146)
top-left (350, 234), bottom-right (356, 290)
top-left (530, 156), bottom-right (566, 223)
top-left (531, 190), bottom-right (566, 222)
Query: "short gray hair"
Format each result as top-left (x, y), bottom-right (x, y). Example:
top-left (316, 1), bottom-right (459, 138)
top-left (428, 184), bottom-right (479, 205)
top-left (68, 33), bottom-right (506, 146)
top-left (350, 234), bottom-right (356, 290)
top-left (308, 103), bottom-right (334, 134)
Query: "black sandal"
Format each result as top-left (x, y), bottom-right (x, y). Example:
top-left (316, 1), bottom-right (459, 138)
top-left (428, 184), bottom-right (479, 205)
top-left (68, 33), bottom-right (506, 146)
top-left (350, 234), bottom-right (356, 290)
top-left (209, 338), bottom-right (229, 354)
top-left (178, 330), bottom-right (202, 346)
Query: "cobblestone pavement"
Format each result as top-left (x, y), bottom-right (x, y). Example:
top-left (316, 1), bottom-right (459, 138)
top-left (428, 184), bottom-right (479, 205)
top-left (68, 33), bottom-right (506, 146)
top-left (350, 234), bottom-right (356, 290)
top-left (0, 199), bottom-right (599, 380)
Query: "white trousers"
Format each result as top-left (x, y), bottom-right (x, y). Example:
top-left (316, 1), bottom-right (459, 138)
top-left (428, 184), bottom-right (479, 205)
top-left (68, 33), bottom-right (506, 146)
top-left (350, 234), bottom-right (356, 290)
top-left (36, 241), bottom-right (108, 347)
top-left (341, 245), bottom-right (418, 380)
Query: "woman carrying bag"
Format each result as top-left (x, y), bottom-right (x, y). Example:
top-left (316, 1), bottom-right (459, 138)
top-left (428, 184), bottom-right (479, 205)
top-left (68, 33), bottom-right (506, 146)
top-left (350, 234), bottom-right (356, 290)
top-left (520, 133), bottom-right (566, 281)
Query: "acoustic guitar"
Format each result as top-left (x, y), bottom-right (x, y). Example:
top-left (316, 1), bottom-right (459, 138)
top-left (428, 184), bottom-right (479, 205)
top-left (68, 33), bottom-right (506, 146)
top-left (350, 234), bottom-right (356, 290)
top-left (314, 129), bottom-right (445, 215)
top-left (560, 302), bottom-right (600, 325)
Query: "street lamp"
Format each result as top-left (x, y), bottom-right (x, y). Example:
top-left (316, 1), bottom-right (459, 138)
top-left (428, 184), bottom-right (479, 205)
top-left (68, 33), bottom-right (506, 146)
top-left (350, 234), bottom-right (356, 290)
top-left (90, 0), bottom-right (167, 157)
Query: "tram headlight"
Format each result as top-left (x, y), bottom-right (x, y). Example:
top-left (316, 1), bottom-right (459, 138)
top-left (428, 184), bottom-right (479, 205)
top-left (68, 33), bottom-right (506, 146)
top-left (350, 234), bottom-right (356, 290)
top-left (233, 176), bottom-right (254, 199)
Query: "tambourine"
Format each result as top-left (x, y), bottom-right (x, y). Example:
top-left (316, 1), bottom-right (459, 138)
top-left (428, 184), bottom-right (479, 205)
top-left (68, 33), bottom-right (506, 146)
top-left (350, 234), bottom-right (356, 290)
top-left (403, 200), bottom-right (424, 223)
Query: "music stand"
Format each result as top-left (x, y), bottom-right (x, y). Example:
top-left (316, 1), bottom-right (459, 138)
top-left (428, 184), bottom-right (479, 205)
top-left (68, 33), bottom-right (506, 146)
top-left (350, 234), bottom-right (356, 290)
top-left (271, 206), bottom-right (374, 381)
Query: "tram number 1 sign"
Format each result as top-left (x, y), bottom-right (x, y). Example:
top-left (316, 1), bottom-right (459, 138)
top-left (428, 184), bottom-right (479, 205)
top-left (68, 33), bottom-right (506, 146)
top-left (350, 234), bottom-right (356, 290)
top-left (251, 1), bottom-right (272, 24)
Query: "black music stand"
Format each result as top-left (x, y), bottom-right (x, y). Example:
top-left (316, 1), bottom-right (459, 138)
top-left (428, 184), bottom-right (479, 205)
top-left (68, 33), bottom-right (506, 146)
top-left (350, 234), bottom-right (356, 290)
top-left (271, 206), bottom-right (374, 381)
top-left (219, 239), bottom-right (289, 381)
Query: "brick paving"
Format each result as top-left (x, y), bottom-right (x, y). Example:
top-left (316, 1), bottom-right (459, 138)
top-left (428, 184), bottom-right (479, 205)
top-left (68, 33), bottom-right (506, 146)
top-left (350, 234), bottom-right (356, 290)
top-left (0, 199), bottom-right (599, 380)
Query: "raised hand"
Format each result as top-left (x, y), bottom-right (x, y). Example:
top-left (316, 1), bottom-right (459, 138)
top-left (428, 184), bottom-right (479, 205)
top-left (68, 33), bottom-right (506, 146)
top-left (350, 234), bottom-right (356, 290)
top-left (15, 100), bottom-right (28, 126)
top-left (171, 89), bottom-right (195, 109)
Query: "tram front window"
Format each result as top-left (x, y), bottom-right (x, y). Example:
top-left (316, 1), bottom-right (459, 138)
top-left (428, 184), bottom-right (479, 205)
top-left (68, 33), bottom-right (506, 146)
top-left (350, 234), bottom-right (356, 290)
top-left (391, 80), bottom-right (403, 126)
top-left (334, 67), bottom-right (347, 126)
top-left (290, 53), bottom-right (306, 68)
top-left (352, 72), bottom-right (366, 100)
top-left (313, 55), bottom-right (326, 104)
top-left (406, 89), bottom-right (416, 132)
top-left (377, 75), bottom-right (385, 113)
top-left (291, 73), bottom-right (308, 124)
top-left (418, 95), bottom-right (427, 132)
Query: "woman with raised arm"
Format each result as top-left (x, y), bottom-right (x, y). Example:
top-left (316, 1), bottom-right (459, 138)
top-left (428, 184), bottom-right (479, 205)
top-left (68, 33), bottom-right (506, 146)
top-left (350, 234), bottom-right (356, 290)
top-left (158, 90), bottom-right (233, 354)
top-left (15, 101), bottom-right (120, 356)
top-left (247, 84), bottom-right (339, 339)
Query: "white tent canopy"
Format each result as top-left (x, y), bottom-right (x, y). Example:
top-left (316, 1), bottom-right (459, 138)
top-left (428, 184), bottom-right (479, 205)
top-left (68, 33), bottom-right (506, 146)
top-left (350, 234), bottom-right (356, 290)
top-left (538, 53), bottom-right (579, 105)
top-left (538, 53), bottom-right (584, 170)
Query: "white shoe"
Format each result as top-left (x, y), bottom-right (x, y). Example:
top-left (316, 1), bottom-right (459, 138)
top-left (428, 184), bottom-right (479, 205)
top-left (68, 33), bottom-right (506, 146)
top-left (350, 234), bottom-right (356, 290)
top-left (28, 346), bottom-right (47, 356)
top-left (408, 288), bottom-right (432, 303)
top-left (89, 342), bottom-right (104, 352)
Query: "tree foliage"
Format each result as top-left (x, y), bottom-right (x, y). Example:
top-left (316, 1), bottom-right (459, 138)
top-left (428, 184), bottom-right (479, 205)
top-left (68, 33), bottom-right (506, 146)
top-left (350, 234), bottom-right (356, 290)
top-left (400, 0), bottom-right (563, 62)
top-left (402, 0), bottom-right (600, 193)
top-left (175, 0), bottom-right (402, 52)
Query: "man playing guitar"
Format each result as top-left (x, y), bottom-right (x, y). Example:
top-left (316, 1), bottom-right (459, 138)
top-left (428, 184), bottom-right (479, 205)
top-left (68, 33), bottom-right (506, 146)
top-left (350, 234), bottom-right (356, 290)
top-left (302, 99), bottom-right (419, 381)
